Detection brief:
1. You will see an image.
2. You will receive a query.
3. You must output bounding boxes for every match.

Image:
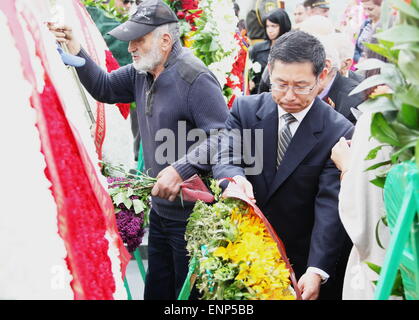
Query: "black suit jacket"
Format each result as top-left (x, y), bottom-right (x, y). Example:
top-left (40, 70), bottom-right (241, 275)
top-left (326, 73), bottom-right (365, 124)
top-left (348, 70), bottom-right (364, 84)
top-left (249, 41), bottom-right (270, 94)
top-left (213, 93), bottom-right (354, 280)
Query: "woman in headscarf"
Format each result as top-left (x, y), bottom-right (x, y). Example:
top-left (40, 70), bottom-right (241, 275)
top-left (249, 8), bottom-right (292, 94)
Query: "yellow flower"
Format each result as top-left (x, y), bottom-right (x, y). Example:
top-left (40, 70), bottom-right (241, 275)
top-left (213, 246), bottom-right (228, 260)
top-left (236, 262), bottom-right (250, 281)
top-left (183, 31), bottom-right (195, 48)
top-left (191, 198), bottom-right (296, 300)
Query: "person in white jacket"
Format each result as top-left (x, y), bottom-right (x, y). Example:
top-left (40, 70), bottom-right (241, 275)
top-left (331, 109), bottom-right (392, 299)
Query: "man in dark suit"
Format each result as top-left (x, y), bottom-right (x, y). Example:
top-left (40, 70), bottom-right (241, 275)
top-left (320, 71), bottom-right (365, 124)
top-left (316, 36), bottom-right (365, 124)
top-left (212, 31), bottom-right (354, 300)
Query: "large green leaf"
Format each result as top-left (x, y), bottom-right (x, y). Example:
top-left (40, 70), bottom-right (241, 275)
top-left (123, 197), bottom-right (132, 210)
top-left (391, 0), bottom-right (419, 19)
top-left (365, 261), bottom-right (381, 275)
top-left (201, 41), bottom-right (211, 53)
top-left (108, 187), bottom-right (121, 196)
top-left (113, 192), bottom-right (126, 207)
top-left (398, 49), bottom-right (419, 86)
top-left (370, 176), bottom-right (387, 188)
top-left (357, 96), bottom-right (398, 114)
top-left (395, 85), bottom-right (419, 109)
top-left (364, 43), bottom-right (395, 62)
top-left (398, 103), bottom-right (419, 129)
top-left (380, 63), bottom-right (405, 88)
top-left (378, 38), bottom-right (396, 49)
top-left (365, 145), bottom-right (387, 160)
top-left (390, 140), bottom-right (417, 163)
top-left (392, 42), bottom-right (419, 53)
top-left (371, 112), bottom-right (402, 146)
top-left (376, 25), bottom-right (419, 44)
top-left (355, 58), bottom-right (388, 71)
top-left (126, 187), bottom-right (134, 198)
top-left (133, 199), bottom-right (146, 214)
top-left (349, 75), bottom-right (390, 96)
top-left (209, 39), bottom-right (220, 52)
top-left (391, 121), bottom-right (419, 146)
top-left (381, 0), bottom-right (391, 30)
top-left (365, 160), bottom-right (392, 171)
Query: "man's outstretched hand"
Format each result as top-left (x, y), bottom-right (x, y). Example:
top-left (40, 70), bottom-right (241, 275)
top-left (221, 175), bottom-right (256, 204)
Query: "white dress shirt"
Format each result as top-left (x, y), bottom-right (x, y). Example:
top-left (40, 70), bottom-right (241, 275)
top-left (277, 101), bottom-right (314, 136)
top-left (277, 100), bottom-right (330, 283)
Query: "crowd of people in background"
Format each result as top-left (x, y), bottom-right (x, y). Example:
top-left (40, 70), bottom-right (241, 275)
top-left (246, 0), bottom-right (385, 108)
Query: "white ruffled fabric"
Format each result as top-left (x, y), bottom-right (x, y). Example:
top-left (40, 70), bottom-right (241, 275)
top-left (338, 111), bottom-right (392, 300)
top-left (0, 9), bottom-right (73, 299)
top-left (0, 0), bottom-right (129, 299)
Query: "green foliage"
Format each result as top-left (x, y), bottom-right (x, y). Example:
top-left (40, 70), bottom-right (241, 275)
top-left (210, 179), bottom-right (222, 202)
top-left (391, 0), bottom-right (419, 19)
top-left (191, 14), bottom-right (222, 66)
top-left (82, 0), bottom-right (129, 23)
top-left (104, 162), bottom-right (156, 225)
top-left (355, 0), bottom-right (419, 182)
top-left (185, 198), bottom-right (250, 299)
top-left (371, 112), bottom-right (402, 147)
top-left (357, 0), bottom-right (419, 300)
top-left (366, 261), bottom-right (406, 298)
top-left (364, 39), bottom-right (399, 64)
top-left (365, 145), bottom-right (387, 160)
top-left (369, 176), bottom-right (387, 188)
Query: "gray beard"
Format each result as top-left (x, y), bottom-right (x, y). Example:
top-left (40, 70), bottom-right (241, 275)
top-left (132, 43), bottom-right (163, 73)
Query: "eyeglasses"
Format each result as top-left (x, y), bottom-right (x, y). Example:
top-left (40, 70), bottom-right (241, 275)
top-left (123, 0), bottom-right (135, 4)
top-left (271, 78), bottom-right (319, 95)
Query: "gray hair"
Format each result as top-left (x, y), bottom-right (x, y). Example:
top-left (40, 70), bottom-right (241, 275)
top-left (152, 22), bottom-right (180, 42)
top-left (298, 15), bottom-right (334, 36)
top-left (317, 35), bottom-right (340, 72)
top-left (329, 32), bottom-right (355, 62)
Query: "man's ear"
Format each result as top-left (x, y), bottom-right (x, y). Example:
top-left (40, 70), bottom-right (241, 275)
top-left (324, 59), bottom-right (332, 74)
top-left (160, 33), bottom-right (173, 52)
top-left (341, 58), bottom-right (353, 75)
top-left (318, 66), bottom-right (329, 82)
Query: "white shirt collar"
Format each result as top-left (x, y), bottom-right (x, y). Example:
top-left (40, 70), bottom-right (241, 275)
top-left (277, 99), bottom-right (314, 123)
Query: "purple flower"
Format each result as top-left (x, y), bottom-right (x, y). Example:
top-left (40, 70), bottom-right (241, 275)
top-left (115, 210), bottom-right (145, 252)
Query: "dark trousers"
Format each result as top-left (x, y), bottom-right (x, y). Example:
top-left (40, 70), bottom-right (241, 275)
top-left (319, 231), bottom-right (353, 300)
top-left (144, 208), bottom-right (197, 300)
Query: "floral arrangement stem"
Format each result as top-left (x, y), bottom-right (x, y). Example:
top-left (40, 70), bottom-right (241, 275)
top-left (123, 277), bottom-right (133, 300)
top-left (177, 256), bottom-right (199, 300)
top-left (133, 248), bottom-right (147, 282)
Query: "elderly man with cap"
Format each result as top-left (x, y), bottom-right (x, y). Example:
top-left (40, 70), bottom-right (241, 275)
top-left (303, 0), bottom-right (330, 18)
top-left (49, 0), bottom-right (228, 300)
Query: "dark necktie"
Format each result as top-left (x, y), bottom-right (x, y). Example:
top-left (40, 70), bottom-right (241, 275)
top-left (277, 113), bottom-right (297, 168)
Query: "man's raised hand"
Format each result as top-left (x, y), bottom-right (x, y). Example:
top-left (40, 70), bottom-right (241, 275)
top-left (47, 23), bottom-right (81, 55)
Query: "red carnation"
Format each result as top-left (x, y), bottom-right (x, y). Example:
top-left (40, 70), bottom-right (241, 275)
top-left (181, 0), bottom-right (199, 10)
top-left (177, 10), bottom-right (186, 19)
